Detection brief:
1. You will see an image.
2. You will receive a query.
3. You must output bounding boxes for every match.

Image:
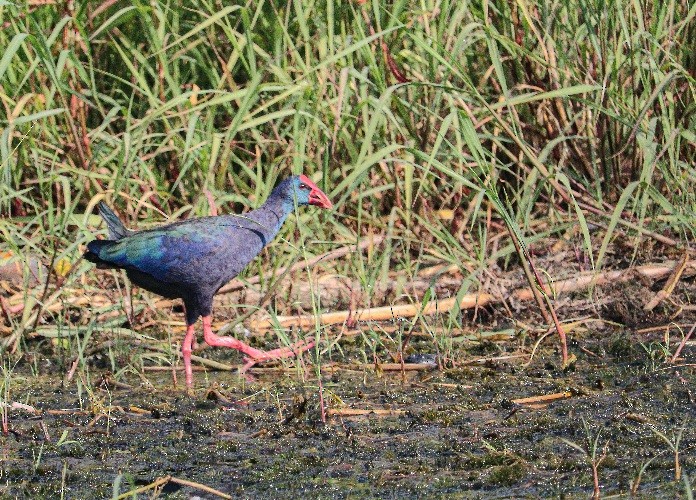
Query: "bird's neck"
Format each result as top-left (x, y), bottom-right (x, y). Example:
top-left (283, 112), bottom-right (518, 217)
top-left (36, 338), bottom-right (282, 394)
top-left (247, 194), bottom-right (294, 241)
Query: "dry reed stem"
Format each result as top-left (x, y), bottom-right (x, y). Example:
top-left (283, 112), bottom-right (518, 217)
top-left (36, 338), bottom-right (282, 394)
top-left (113, 475), bottom-right (232, 500)
top-left (168, 476), bottom-right (232, 499)
top-left (636, 324), bottom-right (696, 334)
top-left (670, 323), bottom-right (696, 363)
top-left (461, 354), bottom-right (529, 365)
top-left (251, 261), bottom-right (694, 330)
top-left (252, 292), bottom-right (495, 329)
top-left (327, 408), bottom-right (407, 417)
top-left (644, 252), bottom-right (688, 311)
top-left (144, 344), bottom-right (236, 372)
top-left (113, 476), bottom-right (171, 500)
top-left (512, 391), bottom-right (573, 405)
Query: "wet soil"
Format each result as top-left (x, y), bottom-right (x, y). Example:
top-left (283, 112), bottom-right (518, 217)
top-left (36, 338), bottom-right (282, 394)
top-left (2, 323), bottom-right (696, 499)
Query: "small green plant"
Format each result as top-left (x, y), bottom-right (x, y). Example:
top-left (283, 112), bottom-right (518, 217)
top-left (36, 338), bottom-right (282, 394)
top-left (55, 429), bottom-right (79, 448)
top-left (60, 460), bottom-right (68, 500)
top-left (0, 359), bottom-right (19, 436)
top-left (561, 419), bottom-right (610, 500)
top-left (682, 470), bottom-right (694, 500)
top-left (32, 443), bottom-right (44, 475)
top-left (649, 421), bottom-right (688, 482)
top-left (639, 341), bottom-right (672, 371)
top-left (630, 454), bottom-right (659, 495)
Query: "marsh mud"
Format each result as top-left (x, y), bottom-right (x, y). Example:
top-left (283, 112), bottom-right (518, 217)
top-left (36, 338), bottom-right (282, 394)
top-left (2, 320), bottom-right (696, 499)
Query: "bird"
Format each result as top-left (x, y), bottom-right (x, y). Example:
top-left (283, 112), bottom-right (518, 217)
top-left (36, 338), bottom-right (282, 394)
top-left (84, 175), bottom-right (333, 390)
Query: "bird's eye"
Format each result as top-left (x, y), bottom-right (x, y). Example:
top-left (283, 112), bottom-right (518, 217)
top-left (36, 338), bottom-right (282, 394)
top-left (299, 183), bottom-right (310, 190)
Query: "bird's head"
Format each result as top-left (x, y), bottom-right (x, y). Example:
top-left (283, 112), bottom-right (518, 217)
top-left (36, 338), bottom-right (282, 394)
top-left (277, 175), bottom-right (333, 210)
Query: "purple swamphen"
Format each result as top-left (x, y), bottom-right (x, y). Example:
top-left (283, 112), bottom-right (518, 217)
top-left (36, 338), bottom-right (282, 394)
top-left (85, 175), bottom-right (333, 389)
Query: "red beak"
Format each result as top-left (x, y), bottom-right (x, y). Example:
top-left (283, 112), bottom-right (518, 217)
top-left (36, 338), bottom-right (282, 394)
top-left (300, 174), bottom-right (334, 209)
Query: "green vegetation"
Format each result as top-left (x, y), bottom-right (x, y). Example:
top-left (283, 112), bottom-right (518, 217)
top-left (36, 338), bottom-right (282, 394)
top-left (1, 0), bottom-right (696, 496)
top-left (2, 0), bottom-right (694, 307)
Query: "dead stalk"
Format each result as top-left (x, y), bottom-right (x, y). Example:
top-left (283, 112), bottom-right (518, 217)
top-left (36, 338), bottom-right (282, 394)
top-left (252, 261), bottom-right (692, 331)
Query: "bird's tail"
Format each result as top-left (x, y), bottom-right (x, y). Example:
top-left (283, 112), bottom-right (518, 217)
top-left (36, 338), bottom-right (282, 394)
top-left (84, 239), bottom-right (116, 268)
top-left (97, 202), bottom-right (132, 240)
top-left (86, 203), bottom-right (131, 268)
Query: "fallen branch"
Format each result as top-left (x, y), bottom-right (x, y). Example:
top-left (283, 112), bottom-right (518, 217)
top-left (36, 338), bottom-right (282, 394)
top-left (114, 476), bottom-right (172, 499)
top-left (144, 344), bottom-right (237, 372)
top-left (251, 261), bottom-right (695, 330)
top-left (0, 401), bottom-right (40, 414)
top-left (114, 475), bottom-right (232, 500)
top-left (370, 362), bottom-right (435, 371)
top-left (644, 252), bottom-right (688, 311)
top-left (251, 292), bottom-right (495, 330)
top-left (512, 391), bottom-right (573, 405)
top-left (460, 354), bottom-right (529, 365)
top-left (168, 476), bottom-right (232, 499)
top-left (636, 323), bottom-right (696, 335)
top-left (327, 408), bottom-right (407, 417)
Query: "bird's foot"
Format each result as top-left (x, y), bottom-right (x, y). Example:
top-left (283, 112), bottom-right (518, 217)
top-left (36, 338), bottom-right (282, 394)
top-left (200, 316), bottom-right (314, 374)
top-left (239, 339), bottom-right (315, 373)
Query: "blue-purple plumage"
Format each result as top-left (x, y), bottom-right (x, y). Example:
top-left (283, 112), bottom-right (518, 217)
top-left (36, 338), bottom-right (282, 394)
top-left (85, 176), bottom-right (332, 324)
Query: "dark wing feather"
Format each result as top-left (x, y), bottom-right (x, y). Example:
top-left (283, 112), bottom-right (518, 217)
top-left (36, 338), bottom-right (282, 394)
top-left (86, 216), bottom-right (272, 287)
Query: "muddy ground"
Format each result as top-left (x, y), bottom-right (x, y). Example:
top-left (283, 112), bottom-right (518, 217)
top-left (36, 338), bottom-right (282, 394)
top-left (2, 280), bottom-right (696, 498)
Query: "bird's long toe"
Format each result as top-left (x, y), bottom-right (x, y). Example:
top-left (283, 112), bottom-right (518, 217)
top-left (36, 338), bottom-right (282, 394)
top-left (252, 339), bottom-right (315, 362)
top-left (201, 316), bottom-right (313, 373)
top-left (239, 339), bottom-right (315, 373)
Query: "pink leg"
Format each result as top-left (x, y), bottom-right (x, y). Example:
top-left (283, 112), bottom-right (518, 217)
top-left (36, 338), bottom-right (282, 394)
top-left (181, 304), bottom-right (198, 351)
top-left (201, 316), bottom-right (314, 372)
top-left (182, 324), bottom-right (196, 390)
